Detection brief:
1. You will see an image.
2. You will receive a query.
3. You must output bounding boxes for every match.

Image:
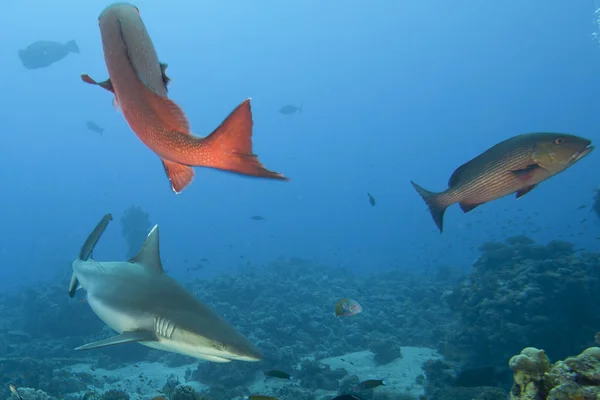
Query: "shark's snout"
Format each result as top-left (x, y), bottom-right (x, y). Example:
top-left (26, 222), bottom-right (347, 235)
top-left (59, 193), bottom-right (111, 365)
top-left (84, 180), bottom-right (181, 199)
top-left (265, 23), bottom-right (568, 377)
top-left (230, 343), bottom-right (263, 362)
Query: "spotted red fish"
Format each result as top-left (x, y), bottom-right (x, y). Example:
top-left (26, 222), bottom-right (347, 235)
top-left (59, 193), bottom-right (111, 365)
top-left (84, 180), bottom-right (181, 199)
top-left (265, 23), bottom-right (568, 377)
top-left (82, 3), bottom-right (288, 193)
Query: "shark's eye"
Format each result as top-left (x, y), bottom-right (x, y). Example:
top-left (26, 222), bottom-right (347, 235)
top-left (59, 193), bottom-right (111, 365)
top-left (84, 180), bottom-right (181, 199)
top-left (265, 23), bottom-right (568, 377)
top-left (555, 137), bottom-right (565, 145)
top-left (133, 6), bottom-right (140, 14)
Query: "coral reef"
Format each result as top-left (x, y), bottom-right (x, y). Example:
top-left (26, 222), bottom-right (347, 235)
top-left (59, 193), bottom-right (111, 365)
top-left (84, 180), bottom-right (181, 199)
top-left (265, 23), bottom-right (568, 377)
top-left (3, 235), bottom-right (600, 400)
top-left (442, 235), bottom-right (600, 367)
top-left (171, 385), bottom-right (210, 400)
top-left (99, 389), bottom-right (129, 400)
top-left (509, 347), bottom-right (600, 400)
top-left (120, 205), bottom-right (152, 258)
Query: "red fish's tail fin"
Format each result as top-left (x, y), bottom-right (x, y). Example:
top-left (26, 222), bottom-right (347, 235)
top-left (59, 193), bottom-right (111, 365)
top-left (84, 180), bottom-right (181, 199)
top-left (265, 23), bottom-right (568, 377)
top-left (410, 181), bottom-right (448, 233)
top-left (201, 99), bottom-right (289, 181)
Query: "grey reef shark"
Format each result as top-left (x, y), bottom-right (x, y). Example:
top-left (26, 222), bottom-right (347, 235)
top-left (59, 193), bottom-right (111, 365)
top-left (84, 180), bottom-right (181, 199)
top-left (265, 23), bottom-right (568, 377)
top-left (68, 213), bottom-right (262, 363)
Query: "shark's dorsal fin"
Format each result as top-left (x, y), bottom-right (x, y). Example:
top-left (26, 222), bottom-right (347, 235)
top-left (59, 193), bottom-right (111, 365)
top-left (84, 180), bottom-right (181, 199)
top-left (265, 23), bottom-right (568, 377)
top-left (130, 225), bottom-right (163, 273)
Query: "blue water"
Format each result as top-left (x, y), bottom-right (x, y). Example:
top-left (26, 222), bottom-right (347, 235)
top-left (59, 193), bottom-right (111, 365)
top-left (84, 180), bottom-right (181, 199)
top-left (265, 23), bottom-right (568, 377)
top-left (1, 1), bottom-right (599, 290)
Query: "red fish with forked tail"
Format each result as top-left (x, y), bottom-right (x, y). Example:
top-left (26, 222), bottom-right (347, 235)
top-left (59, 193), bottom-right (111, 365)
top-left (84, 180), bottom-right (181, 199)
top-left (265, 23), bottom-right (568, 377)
top-left (81, 3), bottom-right (288, 193)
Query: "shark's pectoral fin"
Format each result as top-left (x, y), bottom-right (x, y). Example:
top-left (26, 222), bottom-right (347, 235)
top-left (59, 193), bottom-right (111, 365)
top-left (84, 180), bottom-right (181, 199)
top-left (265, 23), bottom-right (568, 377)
top-left (75, 331), bottom-right (157, 351)
top-left (198, 354), bottom-right (232, 363)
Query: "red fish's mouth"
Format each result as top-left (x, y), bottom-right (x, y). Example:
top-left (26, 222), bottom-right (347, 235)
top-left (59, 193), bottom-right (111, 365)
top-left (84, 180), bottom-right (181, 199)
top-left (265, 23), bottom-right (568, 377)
top-left (572, 145), bottom-right (594, 163)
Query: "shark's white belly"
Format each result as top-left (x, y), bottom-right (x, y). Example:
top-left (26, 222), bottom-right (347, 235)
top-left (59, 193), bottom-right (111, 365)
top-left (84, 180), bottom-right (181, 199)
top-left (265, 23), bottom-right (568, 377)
top-left (87, 294), bottom-right (149, 334)
top-left (87, 295), bottom-right (234, 362)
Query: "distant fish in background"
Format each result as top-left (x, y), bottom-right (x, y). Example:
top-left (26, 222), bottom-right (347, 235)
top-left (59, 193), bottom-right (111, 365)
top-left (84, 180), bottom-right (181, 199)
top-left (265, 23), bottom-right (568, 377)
top-left (18, 40), bottom-right (79, 69)
top-left (251, 215), bottom-right (265, 221)
top-left (411, 132), bottom-right (593, 233)
top-left (335, 298), bottom-right (362, 317)
top-left (353, 379), bottom-right (386, 391)
top-left (9, 385), bottom-right (23, 400)
top-left (367, 193), bottom-right (376, 206)
top-left (264, 370), bottom-right (292, 380)
top-left (279, 104), bottom-right (302, 115)
top-left (86, 121), bottom-right (104, 134)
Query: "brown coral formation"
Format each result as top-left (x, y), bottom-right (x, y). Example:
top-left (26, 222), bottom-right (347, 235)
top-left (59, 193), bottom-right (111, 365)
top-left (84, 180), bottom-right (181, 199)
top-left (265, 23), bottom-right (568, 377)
top-left (509, 347), bottom-right (600, 400)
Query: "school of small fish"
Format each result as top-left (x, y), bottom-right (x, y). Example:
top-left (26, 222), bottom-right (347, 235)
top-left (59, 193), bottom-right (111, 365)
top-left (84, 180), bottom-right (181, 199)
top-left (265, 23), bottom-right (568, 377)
top-left (11, 2), bottom-right (599, 400)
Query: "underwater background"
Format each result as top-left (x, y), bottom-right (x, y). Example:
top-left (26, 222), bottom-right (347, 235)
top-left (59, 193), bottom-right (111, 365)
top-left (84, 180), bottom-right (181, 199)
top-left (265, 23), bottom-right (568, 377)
top-left (2, 1), bottom-right (600, 400)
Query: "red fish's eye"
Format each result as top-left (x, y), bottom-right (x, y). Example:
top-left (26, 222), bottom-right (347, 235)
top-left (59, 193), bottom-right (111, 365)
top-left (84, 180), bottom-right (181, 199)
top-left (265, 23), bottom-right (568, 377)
top-left (555, 137), bottom-right (565, 145)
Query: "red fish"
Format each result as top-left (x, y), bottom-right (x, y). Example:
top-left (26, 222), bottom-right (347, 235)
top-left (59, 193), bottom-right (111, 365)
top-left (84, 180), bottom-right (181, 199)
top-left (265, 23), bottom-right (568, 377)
top-left (82, 3), bottom-right (288, 193)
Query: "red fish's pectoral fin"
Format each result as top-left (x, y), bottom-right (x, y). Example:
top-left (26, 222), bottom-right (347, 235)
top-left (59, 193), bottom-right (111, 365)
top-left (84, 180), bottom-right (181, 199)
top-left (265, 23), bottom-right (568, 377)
top-left (144, 87), bottom-right (190, 133)
top-left (515, 184), bottom-right (537, 199)
top-left (511, 164), bottom-right (541, 182)
top-left (161, 159), bottom-right (195, 194)
top-left (81, 74), bottom-right (114, 93)
top-left (160, 62), bottom-right (171, 89)
top-left (112, 97), bottom-right (120, 112)
top-left (199, 99), bottom-right (288, 180)
top-left (459, 202), bottom-right (481, 213)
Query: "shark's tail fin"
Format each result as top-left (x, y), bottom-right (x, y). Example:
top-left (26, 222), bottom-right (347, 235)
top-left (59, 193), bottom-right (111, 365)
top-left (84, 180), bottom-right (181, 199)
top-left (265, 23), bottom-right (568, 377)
top-left (78, 213), bottom-right (113, 261)
top-left (70, 213), bottom-right (113, 298)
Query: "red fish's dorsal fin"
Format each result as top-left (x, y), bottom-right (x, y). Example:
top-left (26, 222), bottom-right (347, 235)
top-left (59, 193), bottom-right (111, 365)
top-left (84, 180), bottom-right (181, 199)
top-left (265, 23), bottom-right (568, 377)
top-left (161, 159), bottom-right (194, 193)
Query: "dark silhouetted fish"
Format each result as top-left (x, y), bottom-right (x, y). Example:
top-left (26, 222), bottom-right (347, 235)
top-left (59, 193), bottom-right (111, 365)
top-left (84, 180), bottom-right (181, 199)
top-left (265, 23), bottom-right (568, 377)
top-left (367, 193), bottom-right (376, 206)
top-left (264, 370), bottom-right (292, 380)
top-left (19, 40), bottom-right (79, 69)
top-left (411, 133), bottom-right (593, 233)
top-left (86, 121), bottom-right (104, 134)
top-left (81, 4), bottom-right (288, 193)
top-left (279, 104), bottom-right (302, 115)
top-left (251, 215), bottom-right (265, 221)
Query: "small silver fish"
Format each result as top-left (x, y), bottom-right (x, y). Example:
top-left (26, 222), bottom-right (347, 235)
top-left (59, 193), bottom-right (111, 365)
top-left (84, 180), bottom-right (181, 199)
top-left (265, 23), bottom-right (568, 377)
top-left (9, 385), bottom-right (23, 400)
